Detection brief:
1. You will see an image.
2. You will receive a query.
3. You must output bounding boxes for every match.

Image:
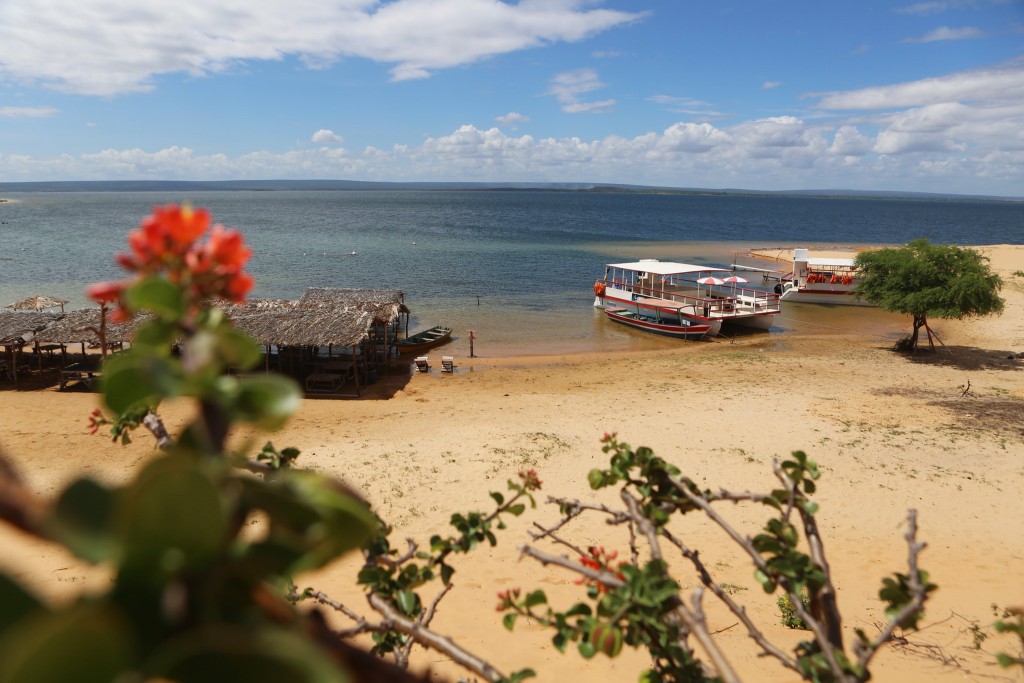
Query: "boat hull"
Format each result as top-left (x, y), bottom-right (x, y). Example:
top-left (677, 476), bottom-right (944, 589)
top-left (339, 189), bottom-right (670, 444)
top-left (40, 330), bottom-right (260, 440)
top-left (396, 326), bottom-right (453, 354)
top-left (604, 308), bottom-right (710, 340)
top-left (779, 286), bottom-right (873, 306)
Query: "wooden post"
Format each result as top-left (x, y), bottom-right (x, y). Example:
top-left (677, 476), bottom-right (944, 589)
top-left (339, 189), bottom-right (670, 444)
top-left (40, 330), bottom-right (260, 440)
top-left (468, 330), bottom-right (476, 358)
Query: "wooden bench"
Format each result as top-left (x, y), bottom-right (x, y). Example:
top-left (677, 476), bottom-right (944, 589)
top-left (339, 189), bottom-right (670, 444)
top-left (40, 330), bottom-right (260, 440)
top-left (305, 372), bottom-right (343, 393)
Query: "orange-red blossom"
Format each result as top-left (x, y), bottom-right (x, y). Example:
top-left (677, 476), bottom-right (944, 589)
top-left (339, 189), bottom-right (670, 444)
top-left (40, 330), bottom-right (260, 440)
top-left (87, 204), bottom-right (253, 319)
top-left (577, 545), bottom-right (625, 594)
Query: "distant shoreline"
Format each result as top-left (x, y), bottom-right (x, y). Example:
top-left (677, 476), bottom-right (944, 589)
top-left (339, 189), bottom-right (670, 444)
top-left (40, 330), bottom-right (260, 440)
top-left (0, 180), bottom-right (1019, 203)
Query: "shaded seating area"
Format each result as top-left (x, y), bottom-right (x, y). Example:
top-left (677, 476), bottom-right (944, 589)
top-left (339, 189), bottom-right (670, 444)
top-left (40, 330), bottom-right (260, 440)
top-left (441, 356), bottom-right (455, 373)
top-left (0, 288), bottom-right (411, 398)
top-left (221, 287), bottom-right (409, 398)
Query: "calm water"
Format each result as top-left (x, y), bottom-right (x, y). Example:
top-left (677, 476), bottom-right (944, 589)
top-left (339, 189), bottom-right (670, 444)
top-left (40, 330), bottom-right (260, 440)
top-left (1, 191), bottom-right (1020, 356)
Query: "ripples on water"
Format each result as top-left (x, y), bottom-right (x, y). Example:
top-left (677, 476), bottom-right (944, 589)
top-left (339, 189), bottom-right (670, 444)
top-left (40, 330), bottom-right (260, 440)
top-left (1, 190), bottom-right (1020, 355)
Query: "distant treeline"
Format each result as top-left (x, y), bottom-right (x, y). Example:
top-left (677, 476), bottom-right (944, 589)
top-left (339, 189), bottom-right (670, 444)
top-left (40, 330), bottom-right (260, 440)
top-left (0, 179), bottom-right (1019, 203)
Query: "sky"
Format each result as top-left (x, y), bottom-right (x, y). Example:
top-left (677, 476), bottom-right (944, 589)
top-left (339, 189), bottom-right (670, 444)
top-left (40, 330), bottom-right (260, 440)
top-left (1, 0), bottom-right (1022, 196)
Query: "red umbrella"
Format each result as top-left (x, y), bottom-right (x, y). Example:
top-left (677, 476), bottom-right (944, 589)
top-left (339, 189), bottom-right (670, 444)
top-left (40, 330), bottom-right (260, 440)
top-left (697, 277), bottom-right (725, 285)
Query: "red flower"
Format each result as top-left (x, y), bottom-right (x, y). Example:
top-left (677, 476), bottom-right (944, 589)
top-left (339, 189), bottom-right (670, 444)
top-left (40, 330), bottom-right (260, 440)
top-left (86, 281), bottom-right (125, 305)
top-left (206, 226), bottom-right (252, 270)
top-left (93, 203), bottom-right (256, 312)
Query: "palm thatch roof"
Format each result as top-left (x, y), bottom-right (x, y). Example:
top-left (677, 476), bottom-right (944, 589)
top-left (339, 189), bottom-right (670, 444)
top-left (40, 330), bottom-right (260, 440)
top-left (223, 299), bottom-right (375, 347)
top-left (0, 311), bottom-right (61, 344)
top-left (32, 308), bottom-right (143, 345)
top-left (300, 287), bottom-right (408, 320)
top-left (5, 295), bottom-right (69, 312)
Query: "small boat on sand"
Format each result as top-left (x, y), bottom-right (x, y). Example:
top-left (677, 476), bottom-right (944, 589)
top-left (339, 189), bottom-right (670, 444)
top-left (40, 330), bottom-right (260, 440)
top-left (604, 301), bottom-right (711, 340)
top-left (396, 326), bottom-right (453, 354)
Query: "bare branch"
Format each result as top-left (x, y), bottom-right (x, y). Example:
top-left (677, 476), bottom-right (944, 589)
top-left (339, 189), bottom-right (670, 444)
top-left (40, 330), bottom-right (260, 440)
top-left (661, 528), bottom-right (800, 674)
top-left (856, 510), bottom-right (929, 670)
top-left (678, 588), bottom-right (742, 683)
top-left (518, 545), bottom-right (626, 589)
top-left (375, 539), bottom-right (419, 569)
top-left (141, 410), bottom-right (173, 450)
top-left (0, 451), bottom-right (45, 537)
top-left (309, 590), bottom-right (367, 625)
top-left (397, 582), bottom-right (455, 667)
top-left (367, 592), bottom-right (507, 683)
top-left (621, 490), bottom-right (662, 562)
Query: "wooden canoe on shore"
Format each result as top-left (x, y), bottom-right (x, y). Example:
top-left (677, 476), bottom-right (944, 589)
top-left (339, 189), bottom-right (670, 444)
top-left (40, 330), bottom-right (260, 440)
top-left (396, 326), bottom-right (453, 354)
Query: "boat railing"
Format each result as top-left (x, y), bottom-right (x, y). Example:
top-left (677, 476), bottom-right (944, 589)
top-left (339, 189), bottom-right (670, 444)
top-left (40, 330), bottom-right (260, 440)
top-left (606, 278), bottom-right (780, 315)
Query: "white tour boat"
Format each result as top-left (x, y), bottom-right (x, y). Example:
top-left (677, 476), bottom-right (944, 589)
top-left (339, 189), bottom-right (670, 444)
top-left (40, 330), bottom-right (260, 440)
top-left (776, 248), bottom-right (872, 306)
top-left (594, 259), bottom-right (781, 333)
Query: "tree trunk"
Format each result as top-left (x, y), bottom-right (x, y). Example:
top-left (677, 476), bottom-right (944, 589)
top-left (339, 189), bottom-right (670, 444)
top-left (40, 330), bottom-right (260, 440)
top-left (910, 314), bottom-right (928, 353)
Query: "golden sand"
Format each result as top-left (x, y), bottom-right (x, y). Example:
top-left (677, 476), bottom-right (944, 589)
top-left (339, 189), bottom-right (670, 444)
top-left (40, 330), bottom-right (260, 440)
top-left (1, 245), bottom-right (1022, 682)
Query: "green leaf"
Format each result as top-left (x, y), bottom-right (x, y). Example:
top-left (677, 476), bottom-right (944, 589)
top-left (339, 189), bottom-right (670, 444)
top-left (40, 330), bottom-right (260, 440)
top-left (396, 590), bottom-right (418, 616)
top-left (101, 352), bottom-right (182, 414)
top-left (0, 574), bottom-right (43, 634)
top-left (507, 503), bottom-right (526, 516)
top-left (490, 492), bottom-right (505, 506)
top-left (523, 590), bottom-right (547, 608)
top-left (577, 640), bottom-right (596, 659)
top-left (47, 478), bottom-right (117, 563)
top-left (440, 563), bottom-right (454, 585)
top-left (503, 613), bottom-right (518, 631)
top-left (145, 624), bottom-right (348, 683)
top-left (0, 602), bottom-right (133, 683)
top-left (215, 325), bottom-right (262, 371)
top-left (233, 375), bottom-right (302, 430)
top-left (587, 469), bottom-right (605, 490)
top-left (117, 454), bottom-right (227, 576)
top-left (125, 277), bottom-right (185, 319)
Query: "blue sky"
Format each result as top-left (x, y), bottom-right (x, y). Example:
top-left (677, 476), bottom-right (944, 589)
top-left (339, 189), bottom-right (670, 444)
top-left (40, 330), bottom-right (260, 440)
top-left (1, 0), bottom-right (1022, 196)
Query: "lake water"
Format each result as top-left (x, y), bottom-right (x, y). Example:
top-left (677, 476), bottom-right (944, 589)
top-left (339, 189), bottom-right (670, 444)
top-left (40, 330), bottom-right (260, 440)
top-left (1, 190), bottom-right (1020, 356)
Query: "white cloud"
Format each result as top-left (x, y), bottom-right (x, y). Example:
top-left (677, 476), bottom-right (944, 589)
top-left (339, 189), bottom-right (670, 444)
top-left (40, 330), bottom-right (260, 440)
top-left (1, 114), bottom-right (1021, 194)
top-left (547, 68), bottom-right (615, 113)
top-left (904, 26), bottom-right (985, 42)
top-left (0, 0), bottom-right (645, 96)
top-left (0, 106), bottom-right (58, 118)
top-left (2, 56), bottom-right (1023, 195)
top-left (895, 0), bottom-right (989, 15)
top-left (496, 111), bottom-right (530, 126)
top-left (312, 129), bottom-right (344, 144)
top-left (762, 81), bottom-right (782, 89)
top-left (811, 58), bottom-right (1024, 110)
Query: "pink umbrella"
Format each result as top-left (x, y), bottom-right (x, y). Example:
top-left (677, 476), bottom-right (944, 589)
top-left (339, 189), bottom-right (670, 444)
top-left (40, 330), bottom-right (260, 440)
top-left (697, 276), bottom-right (725, 297)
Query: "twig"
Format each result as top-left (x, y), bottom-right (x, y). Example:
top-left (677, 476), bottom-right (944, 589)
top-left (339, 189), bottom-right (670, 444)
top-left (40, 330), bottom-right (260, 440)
top-left (397, 582), bottom-right (454, 666)
top-left (141, 410), bottom-right (173, 449)
top-left (661, 528), bottom-right (801, 674)
top-left (368, 592), bottom-right (507, 683)
top-left (0, 452), bottom-right (44, 537)
top-left (856, 510), bottom-right (929, 671)
top-left (518, 545), bottom-right (626, 589)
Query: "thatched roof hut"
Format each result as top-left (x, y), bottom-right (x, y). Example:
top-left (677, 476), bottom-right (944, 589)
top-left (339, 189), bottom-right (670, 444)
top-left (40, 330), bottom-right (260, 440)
top-left (300, 287), bottom-right (407, 323)
top-left (224, 299), bottom-right (377, 348)
top-left (5, 295), bottom-right (69, 312)
top-left (33, 308), bottom-right (142, 346)
top-left (0, 311), bottom-right (60, 344)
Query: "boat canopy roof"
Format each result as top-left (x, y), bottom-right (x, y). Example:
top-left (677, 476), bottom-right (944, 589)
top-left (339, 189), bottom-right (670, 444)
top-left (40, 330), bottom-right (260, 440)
top-left (803, 257), bottom-right (857, 267)
top-left (606, 260), bottom-right (718, 276)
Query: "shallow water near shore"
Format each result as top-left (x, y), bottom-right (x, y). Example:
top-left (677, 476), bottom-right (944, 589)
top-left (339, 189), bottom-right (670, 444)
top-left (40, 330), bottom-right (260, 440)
top-left (1, 190), bottom-right (1014, 357)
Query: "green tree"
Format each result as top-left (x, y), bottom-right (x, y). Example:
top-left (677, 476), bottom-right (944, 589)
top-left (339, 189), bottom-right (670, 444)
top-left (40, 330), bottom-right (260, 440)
top-left (854, 239), bottom-right (1004, 352)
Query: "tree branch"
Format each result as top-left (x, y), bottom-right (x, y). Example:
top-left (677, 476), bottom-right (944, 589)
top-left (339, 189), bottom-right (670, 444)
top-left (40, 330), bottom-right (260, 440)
top-left (367, 592), bottom-right (507, 683)
top-left (856, 510), bottom-right (929, 670)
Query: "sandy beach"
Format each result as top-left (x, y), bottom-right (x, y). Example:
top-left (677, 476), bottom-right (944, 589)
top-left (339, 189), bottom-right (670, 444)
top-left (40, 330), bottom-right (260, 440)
top-left (1, 244), bottom-right (1022, 682)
